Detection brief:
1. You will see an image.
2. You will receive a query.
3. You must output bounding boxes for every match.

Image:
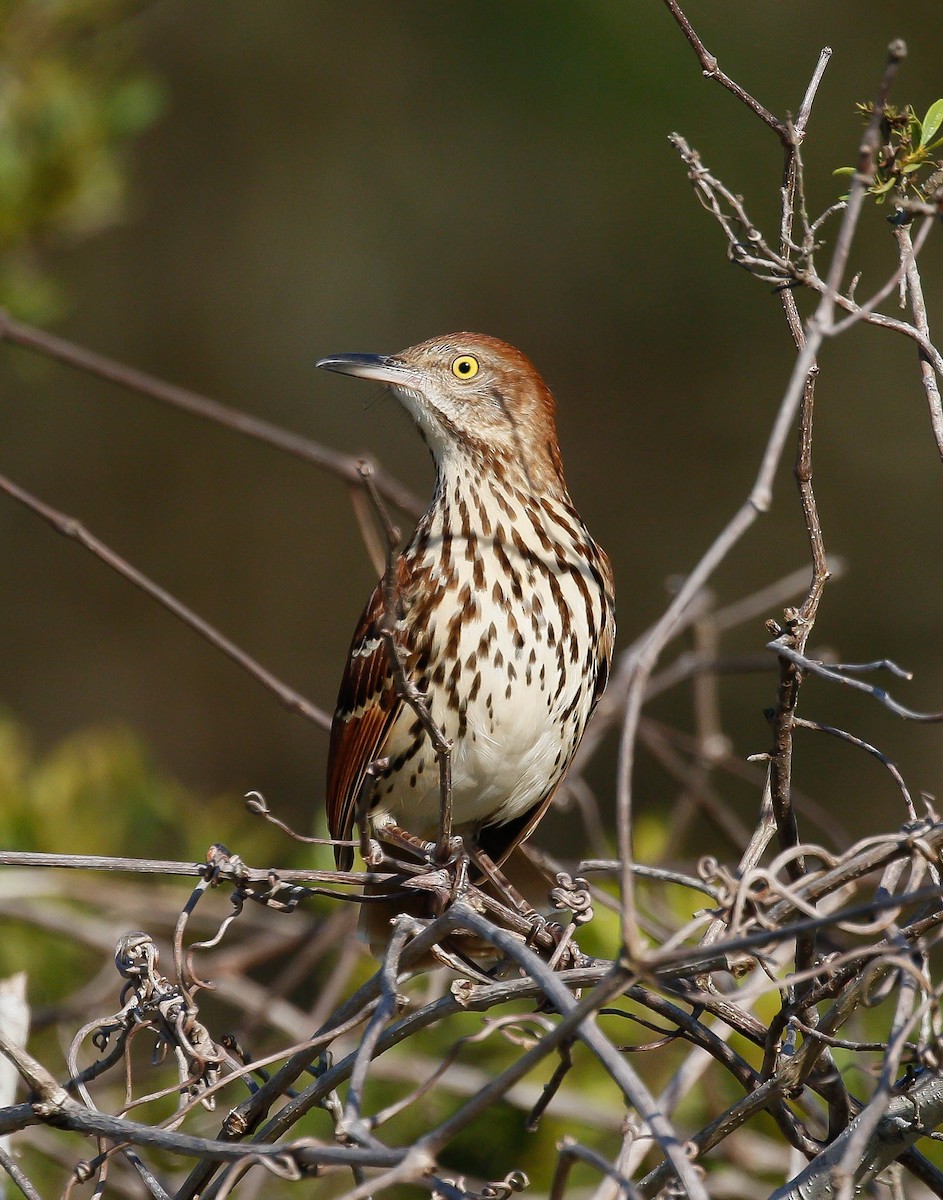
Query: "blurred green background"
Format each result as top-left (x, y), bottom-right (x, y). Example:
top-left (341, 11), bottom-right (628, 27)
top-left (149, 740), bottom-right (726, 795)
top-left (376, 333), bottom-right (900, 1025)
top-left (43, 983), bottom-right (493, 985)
top-left (1, 0), bottom-right (942, 858)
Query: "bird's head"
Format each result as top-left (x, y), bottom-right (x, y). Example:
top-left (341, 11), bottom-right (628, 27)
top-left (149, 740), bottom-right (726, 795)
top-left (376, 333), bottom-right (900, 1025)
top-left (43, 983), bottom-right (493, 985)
top-left (317, 333), bottom-right (566, 495)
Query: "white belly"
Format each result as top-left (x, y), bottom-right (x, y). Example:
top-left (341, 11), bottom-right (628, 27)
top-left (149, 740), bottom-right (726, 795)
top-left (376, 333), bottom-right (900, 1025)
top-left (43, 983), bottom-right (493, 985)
top-left (373, 533), bottom-right (601, 840)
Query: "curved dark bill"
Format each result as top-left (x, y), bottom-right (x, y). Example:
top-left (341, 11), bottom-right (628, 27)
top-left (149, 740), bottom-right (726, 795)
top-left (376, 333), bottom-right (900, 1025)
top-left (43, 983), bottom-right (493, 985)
top-left (316, 353), bottom-right (412, 385)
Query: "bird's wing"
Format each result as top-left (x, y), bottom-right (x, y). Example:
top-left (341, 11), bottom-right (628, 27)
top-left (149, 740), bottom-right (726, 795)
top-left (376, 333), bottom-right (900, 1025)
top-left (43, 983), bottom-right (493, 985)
top-left (327, 576), bottom-right (405, 870)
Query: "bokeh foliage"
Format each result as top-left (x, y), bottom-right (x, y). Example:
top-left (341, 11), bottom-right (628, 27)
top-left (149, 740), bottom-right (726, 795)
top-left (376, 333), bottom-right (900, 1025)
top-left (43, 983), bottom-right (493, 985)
top-left (1, 9), bottom-right (943, 1188)
top-left (0, 0), bottom-right (163, 319)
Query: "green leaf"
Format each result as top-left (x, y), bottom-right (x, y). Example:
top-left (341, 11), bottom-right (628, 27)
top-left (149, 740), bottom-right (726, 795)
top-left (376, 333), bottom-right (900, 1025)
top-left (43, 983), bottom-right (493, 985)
top-left (833, 166), bottom-right (857, 176)
top-left (870, 177), bottom-right (897, 195)
top-left (919, 99), bottom-right (943, 147)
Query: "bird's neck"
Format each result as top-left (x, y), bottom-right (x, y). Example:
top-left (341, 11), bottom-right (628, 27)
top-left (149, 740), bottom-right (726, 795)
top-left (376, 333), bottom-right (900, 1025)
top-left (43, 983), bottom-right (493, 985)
top-left (434, 440), bottom-right (569, 509)
top-left (421, 447), bottom-right (577, 548)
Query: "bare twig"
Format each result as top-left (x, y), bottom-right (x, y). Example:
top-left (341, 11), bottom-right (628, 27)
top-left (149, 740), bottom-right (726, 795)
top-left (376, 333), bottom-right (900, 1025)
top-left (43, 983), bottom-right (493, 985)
top-left (0, 309), bottom-right (422, 516)
top-left (895, 221), bottom-right (943, 461)
top-left (358, 462), bottom-right (455, 862)
top-left (0, 469), bottom-right (331, 730)
top-left (660, 0), bottom-right (791, 145)
top-left (769, 639), bottom-right (943, 722)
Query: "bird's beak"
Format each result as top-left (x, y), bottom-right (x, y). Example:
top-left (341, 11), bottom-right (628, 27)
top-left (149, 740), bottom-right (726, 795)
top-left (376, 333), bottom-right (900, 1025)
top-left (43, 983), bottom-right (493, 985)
top-left (316, 353), bottom-right (421, 389)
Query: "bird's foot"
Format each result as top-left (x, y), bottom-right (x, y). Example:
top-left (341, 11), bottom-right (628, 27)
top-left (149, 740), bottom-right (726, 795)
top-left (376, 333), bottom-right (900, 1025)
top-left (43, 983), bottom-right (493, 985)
top-left (413, 843), bottom-right (471, 916)
top-left (524, 915), bottom-right (590, 972)
top-left (363, 816), bottom-right (471, 913)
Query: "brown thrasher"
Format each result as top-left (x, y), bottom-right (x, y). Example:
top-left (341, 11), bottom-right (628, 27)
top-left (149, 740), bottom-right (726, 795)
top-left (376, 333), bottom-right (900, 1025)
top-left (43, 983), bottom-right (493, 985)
top-left (317, 333), bottom-right (614, 926)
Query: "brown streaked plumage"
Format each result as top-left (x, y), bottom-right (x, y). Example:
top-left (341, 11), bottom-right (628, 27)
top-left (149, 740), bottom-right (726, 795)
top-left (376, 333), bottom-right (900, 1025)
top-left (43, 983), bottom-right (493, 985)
top-left (318, 333), bottom-right (615, 891)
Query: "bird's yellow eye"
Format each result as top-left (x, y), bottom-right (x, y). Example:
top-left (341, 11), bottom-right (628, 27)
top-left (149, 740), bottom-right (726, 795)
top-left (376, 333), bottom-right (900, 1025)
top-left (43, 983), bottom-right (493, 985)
top-left (451, 354), bottom-right (480, 380)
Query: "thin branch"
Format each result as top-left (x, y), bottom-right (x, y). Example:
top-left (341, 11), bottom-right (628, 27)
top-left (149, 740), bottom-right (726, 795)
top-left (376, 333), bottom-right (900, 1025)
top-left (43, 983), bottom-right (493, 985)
top-left (0, 1144), bottom-right (42, 1200)
top-left (358, 463), bottom-right (454, 861)
top-left (0, 468), bottom-right (331, 731)
top-left (0, 309), bottom-right (422, 517)
top-left (660, 0), bottom-right (791, 145)
top-left (771, 1066), bottom-right (943, 1200)
top-left (769, 639), bottom-right (943, 722)
top-left (792, 716), bottom-right (916, 819)
top-left (419, 906), bottom-right (710, 1200)
top-left (551, 1138), bottom-right (642, 1200)
top-left (895, 221), bottom-right (943, 461)
top-left (616, 36), bottom-right (901, 941)
top-left (0, 848), bottom-right (382, 887)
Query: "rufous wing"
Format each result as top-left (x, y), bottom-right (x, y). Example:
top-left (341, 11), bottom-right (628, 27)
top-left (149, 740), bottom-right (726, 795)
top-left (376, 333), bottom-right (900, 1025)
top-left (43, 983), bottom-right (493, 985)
top-left (327, 578), bottom-right (404, 870)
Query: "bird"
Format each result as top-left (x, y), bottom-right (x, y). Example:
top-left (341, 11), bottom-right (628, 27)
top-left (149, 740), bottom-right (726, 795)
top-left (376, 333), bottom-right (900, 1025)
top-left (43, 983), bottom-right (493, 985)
top-left (317, 333), bottom-right (615, 942)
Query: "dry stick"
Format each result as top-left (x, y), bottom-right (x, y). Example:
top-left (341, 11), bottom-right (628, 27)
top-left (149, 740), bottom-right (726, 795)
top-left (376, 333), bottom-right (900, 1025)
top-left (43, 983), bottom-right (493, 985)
top-left (0, 849), bottom-right (384, 890)
top-left (765, 316), bottom-right (820, 889)
top-left (619, 796), bottom-right (844, 1171)
top-left (761, 833), bottom-right (943, 954)
top-left (838, 272), bottom-right (943, 374)
top-left (789, 46), bottom-right (835, 246)
top-left (0, 1028), bottom-right (410, 1172)
top-left (614, 39), bottom-right (906, 963)
top-left (14, 822), bottom-right (940, 997)
top-left (634, 947), bottom-right (928, 1197)
top-left (22, 897), bottom-right (931, 1195)
top-left (0, 1145), bottom-right (42, 1200)
top-left (761, 43), bottom-right (850, 1143)
top-left (414, 905), bottom-right (710, 1200)
top-left (895, 222), bottom-right (943, 461)
top-left (340, 920), bottom-right (412, 1138)
top-left (227, 967), bottom-right (611, 1165)
top-left (761, 40), bottom-right (837, 949)
top-left (669, 112), bottom-right (943, 380)
top-left (752, 933), bottom-right (940, 1114)
top-left (614, 37), bottom-right (835, 960)
top-left (358, 463), bottom-right (454, 861)
top-left (0, 470), bottom-right (331, 731)
top-left (619, 893), bottom-right (805, 1180)
top-left (276, 969), bottom-right (767, 1147)
top-left (568, 558), bottom-right (830, 807)
top-left (42, 854), bottom-right (926, 1200)
top-left (300, 1148), bottom-right (438, 1200)
top-left (660, 0), bottom-right (791, 146)
top-left (551, 1138), bottom-right (641, 1200)
top-left (792, 715), bottom-right (916, 819)
top-left (175, 911), bottom-right (478, 1200)
top-left (769, 640), bottom-right (943, 721)
top-left (771, 1033), bottom-right (943, 1200)
top-left (649, 873), bottom-right (943, 981)
top-left (0, 309), bottom-right (422, 518)
top-left (826, 211), bottom-right (936, 339)
top-left (636, 1072), bottom-right (786, 1199)
top-left (832, 952), bottom-right (922, 1200)
top-left (223, 911), bottom-right (708, 1200)
top-left (673, 131), bottom-right (943, 381)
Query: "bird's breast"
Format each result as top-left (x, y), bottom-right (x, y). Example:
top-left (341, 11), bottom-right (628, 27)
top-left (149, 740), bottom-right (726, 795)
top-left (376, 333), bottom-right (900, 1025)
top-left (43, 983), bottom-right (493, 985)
top-left (371, 490), bottom-right (612, 838)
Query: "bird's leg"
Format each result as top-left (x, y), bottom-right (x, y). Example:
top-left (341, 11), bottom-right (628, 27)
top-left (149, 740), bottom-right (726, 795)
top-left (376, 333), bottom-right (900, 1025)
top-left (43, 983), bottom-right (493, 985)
top-left (468, 846), bottom-right (534, 917)
top-left (365, 812), bottom-right (472, 918)
top-left (356, 759), bottom-right (390, 866)
top-left (469, 847), bottom-right (587, 970)
top-left (445, 852), bottom-right (469, 906)
top-left (368, 811), bottom-right (464, 864)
